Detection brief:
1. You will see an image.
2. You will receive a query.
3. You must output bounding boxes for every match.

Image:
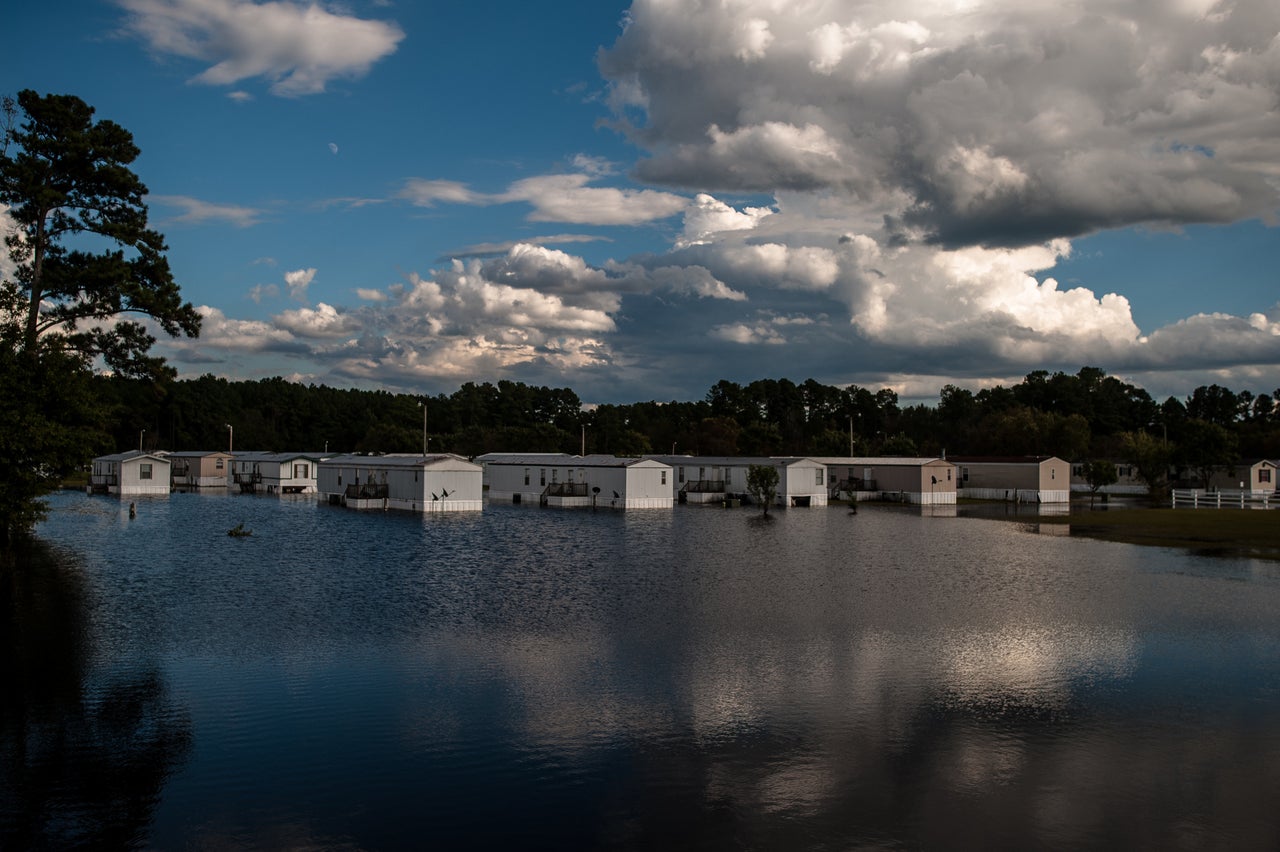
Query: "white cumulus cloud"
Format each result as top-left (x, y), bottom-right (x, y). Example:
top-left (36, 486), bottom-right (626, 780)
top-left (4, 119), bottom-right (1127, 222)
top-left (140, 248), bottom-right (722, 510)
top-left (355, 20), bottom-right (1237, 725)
top-left (284, 267), bottom-right (317, 300)
top-left (398, 171), bottom-right (688, 227)
top-left (275, 302), bottom-right (362, 338)
top-left (678, 194), bottom-right (774, 247)
top-left (118, 0), bottom-right (405, 96)
top-left (499, 174), bottom-right (688, 225)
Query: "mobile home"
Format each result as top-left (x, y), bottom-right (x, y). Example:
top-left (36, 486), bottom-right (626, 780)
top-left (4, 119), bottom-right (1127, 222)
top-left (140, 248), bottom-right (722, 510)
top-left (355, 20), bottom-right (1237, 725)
top-left (317, 454), bottom-right (482, 512)
top-left (1202, 459), bottom-right (1278, 496)
top-left (950, 456), bottom-right (1072, 503)
top-left (483, 453), bottom-right (673, 509)
top-left (230, 451), bottom-right (325, 494)
top-left (1070, 461), bottom-right (1150, 496)
top-left (813, 457), bottom-right (957, 504)
top-left (168, 450), bottom-right (233, 489)
top-left (643, 456), bottom-right (830, 507)
top-left (90, 451), bottom-right (171, 496)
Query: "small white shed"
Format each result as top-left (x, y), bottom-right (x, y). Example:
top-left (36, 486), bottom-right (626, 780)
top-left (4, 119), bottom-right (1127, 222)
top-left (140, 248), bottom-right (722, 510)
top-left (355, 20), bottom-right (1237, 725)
top-left (317, 453), bottom-right (483, 512)
top-left (90, 451), bottom-right (171, 496)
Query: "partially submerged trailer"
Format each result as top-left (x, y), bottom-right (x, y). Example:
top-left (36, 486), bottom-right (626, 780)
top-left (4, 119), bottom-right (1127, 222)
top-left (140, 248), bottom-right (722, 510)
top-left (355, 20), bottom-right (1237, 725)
top-left (482, 453), bottom-right (673, 509)
top-left (317, 454), bottom-right (483, 512)
top-left (89, 450), bottom-right (171, 496)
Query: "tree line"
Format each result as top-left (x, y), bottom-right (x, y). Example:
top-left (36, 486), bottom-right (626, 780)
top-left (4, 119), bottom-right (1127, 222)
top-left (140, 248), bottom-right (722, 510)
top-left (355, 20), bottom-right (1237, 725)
top-left (96, 367), bottom-right (1280, 489)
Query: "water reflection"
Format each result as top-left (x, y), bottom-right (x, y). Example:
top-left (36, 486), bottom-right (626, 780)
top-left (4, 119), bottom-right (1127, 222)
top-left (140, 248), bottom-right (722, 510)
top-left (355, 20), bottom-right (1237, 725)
top-left (21, 492), bottom-right (1280, 849)
top-left (0, 542), bottom-right (192, 849)
top-left (960, 500), bottom-right (1072, 518)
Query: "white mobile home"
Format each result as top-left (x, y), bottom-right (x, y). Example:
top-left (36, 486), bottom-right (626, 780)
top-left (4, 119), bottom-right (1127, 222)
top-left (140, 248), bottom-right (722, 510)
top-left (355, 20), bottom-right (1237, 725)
top-left (168, 450), bottom-right (233, 489)
top-left (230, 451), bottom-right (325, 494)
top-left (643, 456), bottom-right (830, 508)
top-left (483, 454), bottom-right (673, 509)
top-left (317, 454), bottom-right (482, 512)
top-left (1070, 461), bottom-right (1150, 496)
top-left (474, 452), bottom-right (567, 491)
top-left (812, 457), bottom-right (957, 504)
top-left (90, 451), bottom-right (171, 496)
top-left (950, 456), bottom-right (1072, 503)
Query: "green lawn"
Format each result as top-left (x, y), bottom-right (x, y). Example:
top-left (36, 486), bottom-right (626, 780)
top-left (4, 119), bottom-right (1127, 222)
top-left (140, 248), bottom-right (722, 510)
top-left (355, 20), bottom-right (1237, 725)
top-left (1038, 507), bottom-right (1280, 559)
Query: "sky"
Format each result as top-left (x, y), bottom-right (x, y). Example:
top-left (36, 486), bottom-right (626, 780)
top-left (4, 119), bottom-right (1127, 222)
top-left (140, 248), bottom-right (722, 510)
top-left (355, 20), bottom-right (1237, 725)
top-left (4, 0), bottom-right (1280, 406)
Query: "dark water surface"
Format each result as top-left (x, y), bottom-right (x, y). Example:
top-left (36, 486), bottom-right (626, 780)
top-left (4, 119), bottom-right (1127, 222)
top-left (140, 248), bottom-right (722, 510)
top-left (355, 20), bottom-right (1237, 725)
top-left (5, 491), bottom-right (1279, 849)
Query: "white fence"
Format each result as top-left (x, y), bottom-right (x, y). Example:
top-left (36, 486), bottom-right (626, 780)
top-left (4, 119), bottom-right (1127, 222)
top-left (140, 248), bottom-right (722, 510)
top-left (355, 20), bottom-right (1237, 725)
top-left (1171, 489), bottom-right (1276, 509)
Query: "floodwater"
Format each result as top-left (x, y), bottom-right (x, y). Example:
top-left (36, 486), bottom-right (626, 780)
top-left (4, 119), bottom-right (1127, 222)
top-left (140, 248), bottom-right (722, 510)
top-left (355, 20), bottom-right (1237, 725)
top-left (4, 490), bottom-right (1279, 850)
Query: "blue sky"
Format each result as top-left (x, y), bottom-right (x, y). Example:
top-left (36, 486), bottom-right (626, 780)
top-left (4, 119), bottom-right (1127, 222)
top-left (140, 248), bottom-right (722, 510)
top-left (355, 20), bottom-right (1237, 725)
top-left (5, 0), bottom-right (1280, 405)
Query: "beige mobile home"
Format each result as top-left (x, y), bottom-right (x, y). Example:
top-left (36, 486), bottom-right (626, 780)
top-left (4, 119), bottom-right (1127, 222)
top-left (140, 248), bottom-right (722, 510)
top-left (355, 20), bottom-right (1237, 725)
top-left (813, 457), bottom-right (957, 504)
top-left (644, 456), bottom-right (830, 507)
top-left (90, 451), bottom-right (171, 496)
top-left (483, 453), bottom-right (673, 509)
top-left (230, 451), bottom-right (325, 494)
top-left (950, 456), bottom-right (1071, 503)
top-left (1203, 459), bottom-right (1278, 496)
top-left (168, 450), bottom-right (233, 489)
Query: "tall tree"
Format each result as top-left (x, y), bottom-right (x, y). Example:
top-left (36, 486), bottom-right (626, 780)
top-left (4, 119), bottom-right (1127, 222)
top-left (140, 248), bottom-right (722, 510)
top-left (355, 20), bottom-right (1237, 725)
top-left (1120, 429), bottom-right (1172, 499)
top-left (1174, 418), bottom-right (1238, 490)
top-left (1, 90), bottom-right (200, 378)
top-left (1, 91), bottom-right (199, 542)
top-left (1082, 459), bottom-right (1118, 507)
top-left (1185, 385), bottom-right (1241, 428)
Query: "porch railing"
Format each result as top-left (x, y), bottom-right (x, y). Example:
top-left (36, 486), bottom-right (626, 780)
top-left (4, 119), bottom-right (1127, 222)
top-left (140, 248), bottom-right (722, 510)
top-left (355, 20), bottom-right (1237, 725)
top-left (543, 482), bottom-right (589, 497)
top-left (345, 483), bottom-right (389, 500)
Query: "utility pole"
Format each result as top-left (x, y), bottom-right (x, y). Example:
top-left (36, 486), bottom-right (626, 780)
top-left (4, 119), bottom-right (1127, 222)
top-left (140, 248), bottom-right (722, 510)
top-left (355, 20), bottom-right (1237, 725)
top-left (139, 428), bottom-right (145, 452)
top-left (420, 400), bottom-right (428, 456)
top-left (226, 423), bottom-right (233, 454)
top-left (848, 416), bottom-right (854, 458)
